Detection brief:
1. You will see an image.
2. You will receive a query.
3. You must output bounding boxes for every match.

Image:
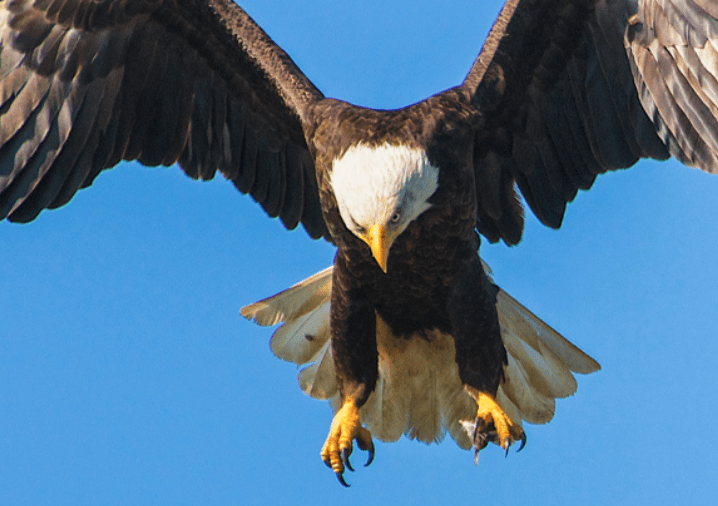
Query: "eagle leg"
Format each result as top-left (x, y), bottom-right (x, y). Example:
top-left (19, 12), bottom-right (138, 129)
top-left (465, 386), bottom-right (525, 463)
top-left (320, 399), bottom-right (375, 487)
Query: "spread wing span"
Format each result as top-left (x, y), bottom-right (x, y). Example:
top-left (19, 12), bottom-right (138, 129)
top-left (0, 0), bottom-right (328, 238)
top-left (3, 1), bottom-right (718, 246)
top-left (466, 0), bottom-right (718, 244)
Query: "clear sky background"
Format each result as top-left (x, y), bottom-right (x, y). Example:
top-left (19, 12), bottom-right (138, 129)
top-left (1, 1), bottom-right (717, 504)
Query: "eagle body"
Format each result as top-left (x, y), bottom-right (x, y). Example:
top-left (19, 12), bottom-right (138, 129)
top-left (305, 94), bottom-right (508, 404)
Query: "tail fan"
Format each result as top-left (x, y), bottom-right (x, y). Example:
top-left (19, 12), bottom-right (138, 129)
top-left (241, 264), bottom-right (600, 448)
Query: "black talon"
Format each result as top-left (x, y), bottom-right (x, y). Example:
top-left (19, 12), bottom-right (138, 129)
top-left (342, 447), bottom-right (354, 472)
top-left (323, 458), bottom-right (333, 469)
top-left (364, 440), bottom-right (375, 467)
top-left (504, 442), bottom-right (511, 458)
top-left (336, 472), bottom-right (350, 488)
top-left (516, 432), bottom-right (527, 452)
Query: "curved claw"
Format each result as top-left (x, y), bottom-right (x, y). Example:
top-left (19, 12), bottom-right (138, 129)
top-left (364, 439), bottom-right (375, 467)
top-left (342, 448), bottom-right (355, 472)
top-left (516, 431), bottom-right (527, 452)
top-left (503, 429), bottom-right (527, 456)
top-left (336, 472), bottom-right (350, 488)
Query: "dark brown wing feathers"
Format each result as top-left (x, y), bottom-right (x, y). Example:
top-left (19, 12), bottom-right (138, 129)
top-left (0, 0), bottom-right (328, 238)
top-left (4, 1), bottom-right (718, 245)
top-left (467, 0), bottom-right (598, 241)
top-left (467, 0), bottom-right (718, 244)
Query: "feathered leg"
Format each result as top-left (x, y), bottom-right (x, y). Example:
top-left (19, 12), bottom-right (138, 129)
top-left (320, 254), bottom-right (377, 486)
top-left (449, 257), bottom-right (525, 460)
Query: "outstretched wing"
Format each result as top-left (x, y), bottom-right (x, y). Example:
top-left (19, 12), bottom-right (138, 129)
top-left (0, 0), bottom-right (328, 238)
top-left (464, 0), bottom-right (718, 245)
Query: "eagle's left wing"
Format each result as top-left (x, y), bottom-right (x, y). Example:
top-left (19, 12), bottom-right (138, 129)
top-left (464, 0), bottom-right (718, 245)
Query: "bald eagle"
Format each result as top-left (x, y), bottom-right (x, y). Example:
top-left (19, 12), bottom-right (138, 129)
top-left (1, 0), bottom-right (717, 487)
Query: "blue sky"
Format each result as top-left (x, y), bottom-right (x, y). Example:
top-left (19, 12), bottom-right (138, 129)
top-left (1, 1), bottom-right (717, 504)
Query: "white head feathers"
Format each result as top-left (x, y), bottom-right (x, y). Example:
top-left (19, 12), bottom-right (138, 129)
top-left (330, 143), bottom-right (439, 239)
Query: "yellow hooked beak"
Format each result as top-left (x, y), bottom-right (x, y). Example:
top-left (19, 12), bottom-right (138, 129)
top-left (365, 224), bottom-right (390, 273)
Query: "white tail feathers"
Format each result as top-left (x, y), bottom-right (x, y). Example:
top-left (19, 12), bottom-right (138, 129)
top-left (241, 264), bottom-right (600, 449)
top-left (241, 266), bottom-right (333, 327)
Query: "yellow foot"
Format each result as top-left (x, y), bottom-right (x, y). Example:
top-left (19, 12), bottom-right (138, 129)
top-left (320, 400), bottom-right (375, 487)
top-left (465, 386), bottom-right (526, 463)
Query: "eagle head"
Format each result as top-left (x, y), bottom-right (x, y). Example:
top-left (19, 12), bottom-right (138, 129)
top-left (330, 143), bottom-right (439, 272)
